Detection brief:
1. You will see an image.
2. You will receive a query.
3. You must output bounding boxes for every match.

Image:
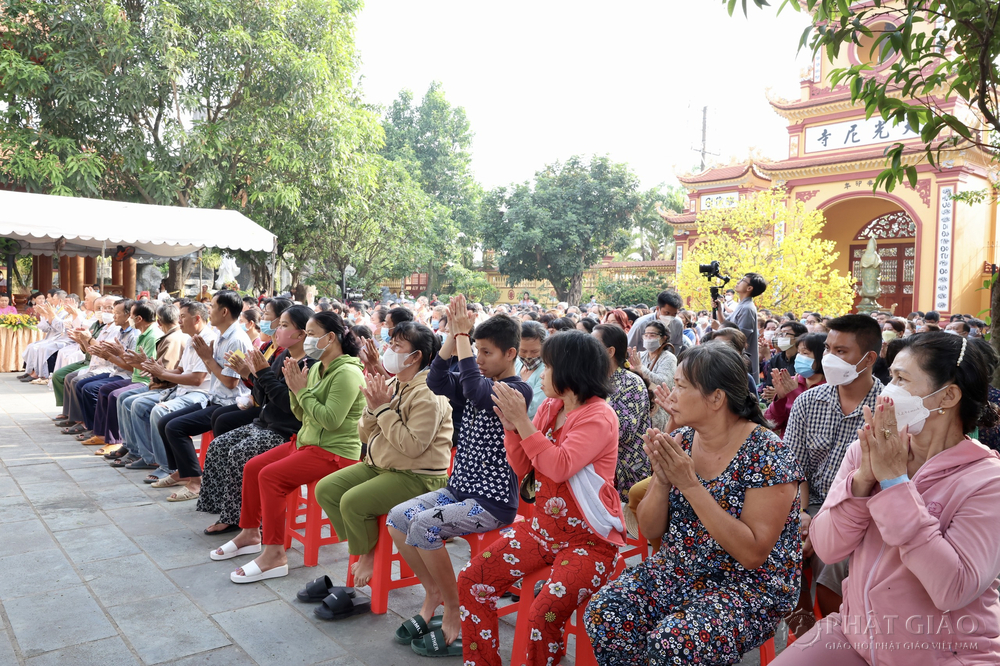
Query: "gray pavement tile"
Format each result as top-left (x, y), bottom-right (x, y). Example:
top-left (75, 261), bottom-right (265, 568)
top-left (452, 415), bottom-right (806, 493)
top-left (53, 523), bottom-right (141, 563)
top-left (37, 502), bottom-right (113, 532)
top-left (0, 476), bottom-right (21, 497)
top-left (0, 519), bottom-right (56, 558)
top-left (51, 451), bottom-right (113, 470)
top-left (133, 529), bottom-right (220, 571)
top-left (0, 628), bottom-right (17, 666)
top-left (6, 462), bottom-right (73, 486)
top-left (0, 444), bottom-right (49, 466)
top-left (66, 465), bottom-right (122, 487)
top-left (79, 553), bottom-right (181, 608)
top-left (108, 593), bottom-right (230, 665)
top-left (4, 585), bottom-right (117, 658)
top-left (313, 656), bottom-right (366, 666)
top-left (213, 599), bottom-right (345, 666)
top-left (0, 548), bottom-right (82, 600)
top-left (312, 610), bottom-right (409, 665)
top-left (263, 560), bottom-right (346, 607)
top-left (19, 480), bottom-right (89, 507)
top-left (0, 495), bottom-right (37, 524)
top-left (159, 645), bottom-right (254, 666)
top-left (23, 635), bottom-right (141, 666)
top-left (85, 485), bottom-right (156, 511)
top-left (106, 503), bottom-right (190, 537)
top-left (168, 561), bottom-right (279, 615)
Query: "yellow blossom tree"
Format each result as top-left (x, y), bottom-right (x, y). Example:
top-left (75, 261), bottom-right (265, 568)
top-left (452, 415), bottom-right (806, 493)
top-left (677, 187), bottom-right (855, 316)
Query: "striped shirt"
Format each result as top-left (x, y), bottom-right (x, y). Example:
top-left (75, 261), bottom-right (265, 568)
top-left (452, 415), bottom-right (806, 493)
top-left (783, 378), bottom-right (883, 506)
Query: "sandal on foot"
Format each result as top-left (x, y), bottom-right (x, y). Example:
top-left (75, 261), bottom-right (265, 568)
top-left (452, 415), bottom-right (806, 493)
top-left (410, 629), bottom-right (462, 657)
top-left (203, 522), bottom-right (240, 536)
top-left (314, 590), bottom-right (370, 620)
top-left (144, 470), bottom-right (170, 483)
top-left (62, 424), bottom-right (87, 435)
top-left (104, 447), bottom-right (130, 460)
top-left (54, 420), bottom-right (75, 428)
top-left (295, 575), bottom-right (354, 603)
top-left (394, 614), bottom-right (444, 644)
top-left (124, 459), bottom-right (157, 470)
top-left (95, 444), bottom-right (119, 456)
top-left (210, 540), bottom-right (262, 561)
top-left (230, 560), bottom-right (288, 584)
top-left (166, 488), bottom-right (199, 502)
top-left (75, 432), bottom-right (95, 442)
top-left (52, 414), bottom-right (68, 421)
top-left (150, 476), bottom-right (182, 488)
top-left (109, 454), bottom-right (141, 468)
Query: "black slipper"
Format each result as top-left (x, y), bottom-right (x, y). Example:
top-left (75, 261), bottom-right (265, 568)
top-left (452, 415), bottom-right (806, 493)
top-left (410, 629), bottom-right (462, 657)
top-left (314, 590), bottom-right (370, 621)
top-left (295, 575), bottom-right (355, 603)
top-left (394, 614), bottom-right (443, 644)
top-left (203, 522), bottom-right (241, 536)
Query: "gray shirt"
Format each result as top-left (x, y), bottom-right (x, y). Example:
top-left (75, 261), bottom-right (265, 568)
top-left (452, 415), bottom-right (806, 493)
top-left (627, 312), bottom-right (684, 354)
top-left (728, 297), bottom-right (759, 379)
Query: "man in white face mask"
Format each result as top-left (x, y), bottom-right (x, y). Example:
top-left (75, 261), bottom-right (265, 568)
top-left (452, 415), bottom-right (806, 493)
top-left (782, 314), bottom-right (883, 633)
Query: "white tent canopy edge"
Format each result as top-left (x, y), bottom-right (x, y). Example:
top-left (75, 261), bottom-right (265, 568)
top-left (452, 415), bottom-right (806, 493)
top-left (0, 190), bottom-right (276, 258)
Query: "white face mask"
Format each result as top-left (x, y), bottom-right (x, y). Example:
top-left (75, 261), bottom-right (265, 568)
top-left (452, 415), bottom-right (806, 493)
top-left (302, 334), bottom-right (327, 360)
top-left (697, 317), bottom-right (708, 327)
top-left (643, 337), bottom-right (660, 351)
top-left (821, 352), bottom-right (870, 386)
top-left (763, 330), bottom-right (775, 342)
top-left (775, 336), bottom-right (793, 351)
top-left (880, 383), bottom-right (950, 435)
top-left (382, 348), bottom-right (416, 375)
top-left (101, 312), bottom-right (114, 324)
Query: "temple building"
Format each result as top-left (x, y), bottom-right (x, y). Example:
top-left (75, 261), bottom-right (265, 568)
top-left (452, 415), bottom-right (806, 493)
top-left (663, 30), bottom-right (996, 317)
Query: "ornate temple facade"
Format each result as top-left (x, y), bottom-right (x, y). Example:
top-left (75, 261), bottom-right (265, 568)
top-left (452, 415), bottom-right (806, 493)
top-left (663, 28), bottom-right (996, 317)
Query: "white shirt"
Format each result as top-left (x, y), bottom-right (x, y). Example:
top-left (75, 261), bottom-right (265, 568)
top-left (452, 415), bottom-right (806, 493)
top-left (174, 328), bottom-right (218, 397)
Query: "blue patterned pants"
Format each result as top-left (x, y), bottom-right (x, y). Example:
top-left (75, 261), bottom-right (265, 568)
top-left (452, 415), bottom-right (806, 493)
top-left (386, 488), bottom-right (504, 550)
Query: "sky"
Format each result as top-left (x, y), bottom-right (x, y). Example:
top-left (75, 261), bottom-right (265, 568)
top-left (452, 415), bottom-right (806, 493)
top-left (354, 1), bottom-right (813, 191)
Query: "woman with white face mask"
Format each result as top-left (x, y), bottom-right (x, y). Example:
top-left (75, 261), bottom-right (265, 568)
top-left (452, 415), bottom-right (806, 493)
top-left (777, 332), bottom-right (1000, 666)
top-left (627, 320), bottom-right (678, 389)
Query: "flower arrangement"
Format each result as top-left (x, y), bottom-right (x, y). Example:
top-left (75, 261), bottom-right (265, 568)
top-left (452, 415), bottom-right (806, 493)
top-left (0, 314), bottom-right (38, 331)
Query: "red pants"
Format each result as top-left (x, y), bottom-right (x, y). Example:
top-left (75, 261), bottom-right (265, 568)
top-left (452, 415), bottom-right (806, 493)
top-left (239, 440), bottom-right (354, 544)
top-left (457, 522), bottom-right (619, 666)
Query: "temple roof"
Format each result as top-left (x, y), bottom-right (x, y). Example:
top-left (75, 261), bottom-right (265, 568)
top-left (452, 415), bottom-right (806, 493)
top-left (661, 212), bottom-right (696, 223)
top-left (676, 163), bottom-right (755, 185)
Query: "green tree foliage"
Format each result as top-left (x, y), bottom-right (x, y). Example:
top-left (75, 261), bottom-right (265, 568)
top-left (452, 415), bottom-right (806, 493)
top-left (0, 0), bottom-right (380, 291)
top-left (621, 184), bottom-right (685, 261)
top-left (381, 82), bottom-right (482, 274)
top-left (597, 271), bottom-right (673, 307)
top-left (480, 155), bottom-right (641, 305)
top-left (740, 0), bottom-right (999, 194)
top-left (443, 265), bottom-right (499, 305)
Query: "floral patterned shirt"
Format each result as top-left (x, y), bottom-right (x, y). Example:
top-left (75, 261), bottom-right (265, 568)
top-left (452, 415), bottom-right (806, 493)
top-left (608, 367), bottom-right (652, 503)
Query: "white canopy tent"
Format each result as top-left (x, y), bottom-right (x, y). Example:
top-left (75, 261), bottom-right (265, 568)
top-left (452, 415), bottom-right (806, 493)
top-left (0, 190), bottom-right (276, 257)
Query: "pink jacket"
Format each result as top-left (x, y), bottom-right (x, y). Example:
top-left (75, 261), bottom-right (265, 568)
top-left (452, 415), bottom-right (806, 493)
top-left (504, 396), bottom-right (626, 546)
top-left (812, 438), bottom-right (1000, 666)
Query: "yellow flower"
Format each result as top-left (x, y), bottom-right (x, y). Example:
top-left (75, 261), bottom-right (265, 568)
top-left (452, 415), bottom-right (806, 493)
top-left (545, 611), bottom-right (557, 622)
top-left (560, 560), bottom-right (569, 566)
top-left (482, 551), bottom-right (491, 558)
top-left (470, 642), bottom-right (478, 651)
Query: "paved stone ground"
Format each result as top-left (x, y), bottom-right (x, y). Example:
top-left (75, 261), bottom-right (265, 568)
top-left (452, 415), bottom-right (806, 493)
top-left (0, 372), bottom-right (783, 665)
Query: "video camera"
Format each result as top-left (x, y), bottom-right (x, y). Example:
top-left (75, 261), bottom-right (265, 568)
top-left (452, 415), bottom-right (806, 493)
top-left (698, 261), bottom-right (731, 318)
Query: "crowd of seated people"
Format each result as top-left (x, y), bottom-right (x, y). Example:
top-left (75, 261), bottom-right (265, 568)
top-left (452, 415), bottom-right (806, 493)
top-left (8, 282), bottom-right (1000, 666)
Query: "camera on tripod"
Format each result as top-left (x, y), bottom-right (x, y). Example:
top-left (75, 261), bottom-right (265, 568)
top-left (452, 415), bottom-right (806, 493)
top-left (699, 261), bottom-right (731, 317)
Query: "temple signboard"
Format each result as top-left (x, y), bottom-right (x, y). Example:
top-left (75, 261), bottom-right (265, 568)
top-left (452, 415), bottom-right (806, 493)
top-left (804, 116), bottom-right (915, 154)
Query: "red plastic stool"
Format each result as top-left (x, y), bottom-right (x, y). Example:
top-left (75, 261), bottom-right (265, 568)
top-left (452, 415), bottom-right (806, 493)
top-left (785, 566), bottom-right (824, 646)
top-left (621, 524), bottom-right (650, 562)
top-left (346, 518), bottom-right (420, 614)
top-left (284, 480), bottom-right (343, 567)
top-left (197, 431), bottom-right (214, 468)
top-left (508, 559), bottom-right (626, 666)
top-left (758, 637), bottom-right (777, 665)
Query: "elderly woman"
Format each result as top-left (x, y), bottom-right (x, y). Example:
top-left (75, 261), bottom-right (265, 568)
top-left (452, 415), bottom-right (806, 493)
top-left (585, 342), bottom-right (802, 665)
top-left (627, 320), bottom-right (678, 388)
top-left (457, 330), bottom-right (624, 666)
top-left (594, 324), bottom-right (652, 504)
top-left (773, 333), bottom-right (1000, 666)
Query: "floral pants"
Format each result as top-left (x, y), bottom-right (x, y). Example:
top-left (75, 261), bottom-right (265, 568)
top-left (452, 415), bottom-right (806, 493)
top-left (458, 523), bottom-right (619, 666)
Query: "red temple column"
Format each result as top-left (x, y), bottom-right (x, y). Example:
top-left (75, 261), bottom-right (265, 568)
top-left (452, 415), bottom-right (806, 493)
top-left (37, 255), bottom-right (53, 293)
top-left (69, 256), bottom-right (84, 298)
top-left (123, 257), bottom-right (136, 298)
top-left (112, 258), bottom-right (122, 290)
top-left (83, 256), bottom-right (97, 287)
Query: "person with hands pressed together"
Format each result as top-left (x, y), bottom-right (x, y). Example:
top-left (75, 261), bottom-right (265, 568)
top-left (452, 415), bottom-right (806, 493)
top-left (585, 342), bottom-right (802, 665)
top-left (385, 295), bottom-right (531, 657)
top-left (153, 291), bottom-right (252, 502)
top-left (309, 321), bottom-right (453, 623)
top-left (774, 332), bottom-right (1000, 666)
top-left (764, 332), bottom-right (827, 437)
top-left (627, 320), bottom-right (678, 388)
top-left (215, 311), bottom-right (364, 584)
top-left (197, 305), bottom-right (316, 535)
top-left (458, 330), bottom-right (623, 666)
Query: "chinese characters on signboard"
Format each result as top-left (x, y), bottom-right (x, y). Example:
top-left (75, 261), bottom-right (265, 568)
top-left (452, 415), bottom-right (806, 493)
top-left (675, 245), bottom-right (683, 277)
top-left (804, 116), bottom-right (915, 154)
top-left (936, 187), bottom-right (954, 311)
top-left (700, 192), bottom-right (739, 210)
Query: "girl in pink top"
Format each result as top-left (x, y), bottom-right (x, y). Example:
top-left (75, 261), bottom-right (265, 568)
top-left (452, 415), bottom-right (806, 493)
top-left (774, 333), bottom-right (1000, 666)
top-left (455, 330), bottom-right (625, 666)
top-left (0, 294), bottom-right (16, 315)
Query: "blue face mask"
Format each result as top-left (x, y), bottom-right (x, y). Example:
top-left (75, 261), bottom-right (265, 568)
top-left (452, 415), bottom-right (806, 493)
top-left (380, 327), bottom-right (390, 343)
top-left (793, 355), bottom-right (815, 378)
top-left (259, 319), bottom-right (274, 336)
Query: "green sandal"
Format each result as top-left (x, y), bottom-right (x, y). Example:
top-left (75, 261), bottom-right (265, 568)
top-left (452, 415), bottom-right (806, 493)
top-left (410, 628), bottom-right (462, 657)
top-left (393, 614), bottom-right (443, 644)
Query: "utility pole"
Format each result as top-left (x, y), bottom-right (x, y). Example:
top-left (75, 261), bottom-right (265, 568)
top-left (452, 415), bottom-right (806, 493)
top-left (691, 106), bottom-right (719, 171)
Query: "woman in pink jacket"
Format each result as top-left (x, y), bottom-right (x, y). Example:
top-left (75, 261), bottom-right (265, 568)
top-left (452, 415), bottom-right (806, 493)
top-left (457, 330), bottom-right (625, 666)
top-left (774, 332), bottom-right (1000, 666)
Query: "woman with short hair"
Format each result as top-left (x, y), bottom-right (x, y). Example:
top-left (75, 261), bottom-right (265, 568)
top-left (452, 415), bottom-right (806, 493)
top-left (586, 342), bottom-right (802, 665)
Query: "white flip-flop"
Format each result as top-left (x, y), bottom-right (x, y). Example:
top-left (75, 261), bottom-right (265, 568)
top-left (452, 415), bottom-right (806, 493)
top-left (210, 540), bottom-right (262, 561)
top-left (230, 559), bottom-right (288, 584)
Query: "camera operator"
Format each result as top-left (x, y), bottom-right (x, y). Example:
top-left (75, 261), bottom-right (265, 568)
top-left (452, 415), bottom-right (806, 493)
top-left (626, 290), bottom-right (685, 353)
top-left (714, 272), bottom-right (767, 381)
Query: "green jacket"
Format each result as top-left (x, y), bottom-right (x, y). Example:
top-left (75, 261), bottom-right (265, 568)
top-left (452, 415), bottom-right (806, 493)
top-left (131, 325), bottom-right (163, 384)
top-left (290, 353), bottom-right (365, 459)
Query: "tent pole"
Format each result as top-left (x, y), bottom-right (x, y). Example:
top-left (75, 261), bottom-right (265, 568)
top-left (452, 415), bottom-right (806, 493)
top-left (269, 240), bottom-right (276, 297)
top-left (99, 243), bottom-right (106, 294)
top-left (198, 249), bottom-right (203, 297)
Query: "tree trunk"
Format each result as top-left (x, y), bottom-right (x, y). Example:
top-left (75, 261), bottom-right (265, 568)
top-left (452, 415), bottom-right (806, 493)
top-left (991, 274), bottom-right (1000, 388)
top-left (165, 259), bottom-right (195, 296)
top-left (552, 273), bottom-right (584, 306)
